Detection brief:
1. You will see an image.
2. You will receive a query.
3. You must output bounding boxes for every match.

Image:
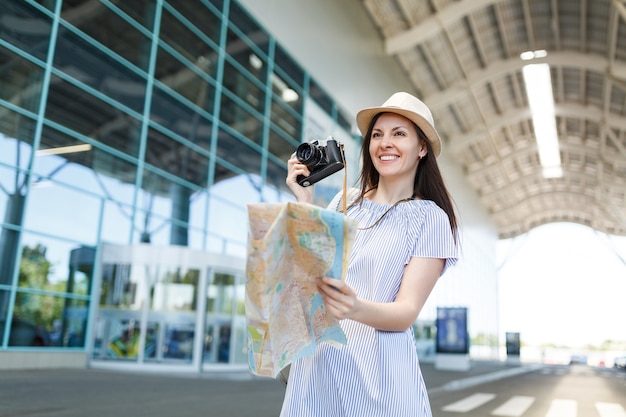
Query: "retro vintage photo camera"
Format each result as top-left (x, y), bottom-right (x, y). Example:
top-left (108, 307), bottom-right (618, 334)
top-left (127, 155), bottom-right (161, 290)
top-left (296, 137), bottom-right (345, 187)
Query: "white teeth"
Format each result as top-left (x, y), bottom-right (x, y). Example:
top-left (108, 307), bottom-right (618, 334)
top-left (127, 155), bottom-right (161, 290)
top-left (380, 155), bottom-right (397, 161)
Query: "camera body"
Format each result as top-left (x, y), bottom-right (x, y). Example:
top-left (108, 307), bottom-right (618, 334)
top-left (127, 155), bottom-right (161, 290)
top-left (296, 137), bottom-right (345, 187)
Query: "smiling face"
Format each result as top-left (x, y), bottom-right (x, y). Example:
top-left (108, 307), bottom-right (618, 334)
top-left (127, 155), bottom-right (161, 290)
top-left (368, 112), bottom-right (427, 182)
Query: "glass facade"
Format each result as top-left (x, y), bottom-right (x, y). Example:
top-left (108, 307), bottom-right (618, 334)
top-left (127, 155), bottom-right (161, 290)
top-left (0, 0), bottom-right (355, 369)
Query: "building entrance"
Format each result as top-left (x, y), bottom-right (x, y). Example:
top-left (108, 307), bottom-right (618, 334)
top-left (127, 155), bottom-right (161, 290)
top-left (90, 244), bottom-right (248, 373)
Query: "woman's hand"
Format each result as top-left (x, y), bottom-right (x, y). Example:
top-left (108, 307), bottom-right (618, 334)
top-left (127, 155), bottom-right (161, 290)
top-left (317, 257), bottom-right (445, 330)
top-left (317, 277), bottom-right (358, 320)
top-left (286, 153), bottom-right (315, 204)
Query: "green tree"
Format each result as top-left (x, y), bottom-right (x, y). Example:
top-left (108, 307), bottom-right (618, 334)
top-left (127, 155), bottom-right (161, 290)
top-left (19, 244), bottom-right (53, 290)
top-left (15, 244), bottom-right (63, 331)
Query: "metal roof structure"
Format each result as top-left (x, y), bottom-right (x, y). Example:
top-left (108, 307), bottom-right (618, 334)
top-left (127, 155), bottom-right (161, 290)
top-left (360, 0), bottom-right (626, 238)
top-left (4, 0), bottom-right (625, 239)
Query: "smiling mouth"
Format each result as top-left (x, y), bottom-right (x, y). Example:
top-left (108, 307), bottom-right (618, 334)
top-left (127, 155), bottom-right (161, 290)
top-left (380, 155), bottom-right (398, 161)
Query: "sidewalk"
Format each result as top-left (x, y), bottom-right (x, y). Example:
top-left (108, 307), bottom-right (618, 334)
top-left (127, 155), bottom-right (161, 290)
top-left (0, 360), bottom-right (535, 417)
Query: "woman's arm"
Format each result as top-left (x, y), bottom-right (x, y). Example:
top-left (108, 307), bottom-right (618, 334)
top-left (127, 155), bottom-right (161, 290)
top-left (317, 256), bottom-right (445, 331)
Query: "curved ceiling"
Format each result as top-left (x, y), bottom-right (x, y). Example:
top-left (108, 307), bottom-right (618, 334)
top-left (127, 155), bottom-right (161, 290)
top-left (361, 0), bottom-right (626, 238)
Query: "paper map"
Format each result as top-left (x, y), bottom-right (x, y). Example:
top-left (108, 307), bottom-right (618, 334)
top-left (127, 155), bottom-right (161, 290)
top-left (245, 202), bottom-right (358, 378)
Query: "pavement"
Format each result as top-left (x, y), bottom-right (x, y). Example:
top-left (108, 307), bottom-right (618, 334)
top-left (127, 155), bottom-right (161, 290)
top-left (0, 360), bottom-right (539, 417)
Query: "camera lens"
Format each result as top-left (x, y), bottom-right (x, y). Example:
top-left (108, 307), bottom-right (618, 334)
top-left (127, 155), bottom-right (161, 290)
top-left (296, 142), bottom-right (323, 167)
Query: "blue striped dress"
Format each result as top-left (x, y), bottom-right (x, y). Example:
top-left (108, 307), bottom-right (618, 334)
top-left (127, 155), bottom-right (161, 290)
top-left (279, 195), bottom-right (458, 417)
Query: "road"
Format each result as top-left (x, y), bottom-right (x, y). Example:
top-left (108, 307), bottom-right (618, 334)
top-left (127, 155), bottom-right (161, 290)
top-left (428, 364), bottom-right (626, 417)
top-left (2, 363), bottom-right (624, 417)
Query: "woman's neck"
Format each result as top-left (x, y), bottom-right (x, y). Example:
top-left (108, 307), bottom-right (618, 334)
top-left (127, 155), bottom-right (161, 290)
top-left (367, 180), bottom-right (414, 205)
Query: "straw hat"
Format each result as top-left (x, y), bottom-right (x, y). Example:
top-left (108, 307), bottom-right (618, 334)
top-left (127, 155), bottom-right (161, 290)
top-left (356, 92), bottom-right (442, 158)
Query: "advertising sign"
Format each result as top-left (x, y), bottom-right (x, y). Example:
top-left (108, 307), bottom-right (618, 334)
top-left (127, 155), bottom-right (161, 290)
top-left (506, 332), bottom-right (521, 356)
top-left (436, 307), bottom-right (469, 354)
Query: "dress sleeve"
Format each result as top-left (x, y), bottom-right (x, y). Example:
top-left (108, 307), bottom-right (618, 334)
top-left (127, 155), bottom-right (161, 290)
top-left (410, 204), bottom-right (458, 275)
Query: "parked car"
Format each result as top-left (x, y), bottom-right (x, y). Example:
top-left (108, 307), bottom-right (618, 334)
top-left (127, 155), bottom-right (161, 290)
top-left (2, 318), bottom-right (51, 347)
top-left (614, 355), bottom-right (626, 370)
top-left (569, 354), bottom-right (588, 365)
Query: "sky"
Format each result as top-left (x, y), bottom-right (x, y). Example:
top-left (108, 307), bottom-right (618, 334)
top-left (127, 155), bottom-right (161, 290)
top-left (496, 222), bottom-right (626, 348)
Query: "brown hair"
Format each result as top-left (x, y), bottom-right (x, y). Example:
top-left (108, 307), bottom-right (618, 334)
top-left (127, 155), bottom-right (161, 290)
top-left (351, 112), bottom-right (458, 240)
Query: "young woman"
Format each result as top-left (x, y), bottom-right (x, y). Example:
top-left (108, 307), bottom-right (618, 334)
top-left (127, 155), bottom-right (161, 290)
top-left (283, 92), bottom-right (459, 417)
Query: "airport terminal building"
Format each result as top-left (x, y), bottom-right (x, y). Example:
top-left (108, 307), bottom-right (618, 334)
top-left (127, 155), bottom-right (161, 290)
top-left (0, 0), bottom-right (499, 373)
